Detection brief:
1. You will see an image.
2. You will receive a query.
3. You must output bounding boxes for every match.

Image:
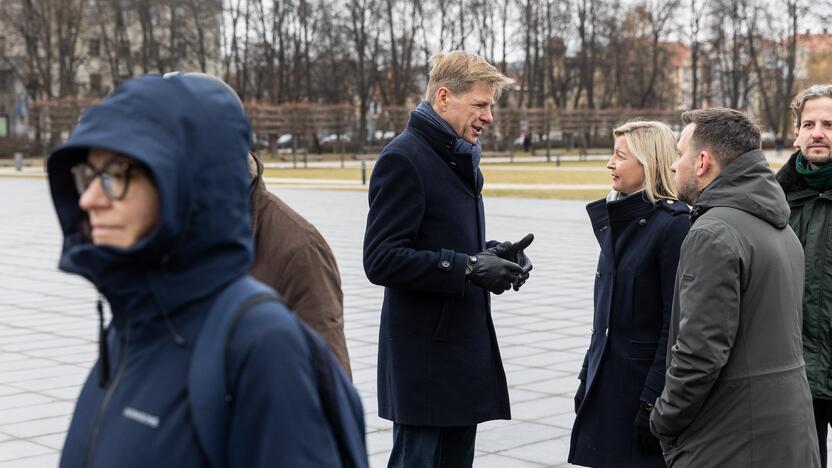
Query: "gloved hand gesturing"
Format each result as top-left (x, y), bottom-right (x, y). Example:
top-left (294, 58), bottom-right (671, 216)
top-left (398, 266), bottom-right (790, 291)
top-left (633, 401), bottom-right (662, 455)
top-left (465, 249), bottom-right (524, 295)
top-left (488, 233), bottom-right (534, 290)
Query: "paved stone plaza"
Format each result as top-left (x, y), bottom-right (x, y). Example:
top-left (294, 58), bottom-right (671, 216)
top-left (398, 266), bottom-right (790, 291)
top-left (1, 176), bottom-right (829, 467)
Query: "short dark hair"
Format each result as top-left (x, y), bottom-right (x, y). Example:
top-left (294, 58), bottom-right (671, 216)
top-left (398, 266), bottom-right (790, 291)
top-left (681, 108), bottom-right (761, 168)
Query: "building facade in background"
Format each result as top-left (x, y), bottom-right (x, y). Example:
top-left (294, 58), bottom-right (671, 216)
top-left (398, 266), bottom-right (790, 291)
top-left (0, 0), bottom-right (222, 149)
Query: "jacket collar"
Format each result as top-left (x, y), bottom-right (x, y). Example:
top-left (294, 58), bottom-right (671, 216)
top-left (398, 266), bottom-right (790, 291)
top-left (587, 191), bottom-right (655, 227)
top-left (407, 110), bottom-right (481, 193)
top-left (408, 110), bottom-right (458, 159)
top-left (691, 149), bottom-right (790, 228)
top-left (776, 150), bottom-right (812, 194)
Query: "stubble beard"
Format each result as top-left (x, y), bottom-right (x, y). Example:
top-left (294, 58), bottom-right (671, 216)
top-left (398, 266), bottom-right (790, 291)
top-left (804, 149), bottom-right (832, 168)
top-left (677, 173), bottom-right (699, 206)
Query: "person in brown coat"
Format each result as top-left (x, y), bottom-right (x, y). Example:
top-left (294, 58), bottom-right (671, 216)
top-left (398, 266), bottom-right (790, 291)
top-left (248, 152), bottom-right (351, 377)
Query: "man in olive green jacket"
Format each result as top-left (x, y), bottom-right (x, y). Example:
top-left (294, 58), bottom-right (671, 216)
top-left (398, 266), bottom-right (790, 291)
top-left (776, 84), bottom-right (832, 467)
top-left (650, 108), bottom-right (819, 467)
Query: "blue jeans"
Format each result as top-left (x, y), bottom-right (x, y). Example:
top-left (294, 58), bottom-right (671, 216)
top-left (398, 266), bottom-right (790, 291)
top-left (387, 423), bottom-right (477, 468)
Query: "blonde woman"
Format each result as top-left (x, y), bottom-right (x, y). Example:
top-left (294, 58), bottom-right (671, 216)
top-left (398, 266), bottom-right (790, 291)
top-left (569, 121), bottom-right (689, 467)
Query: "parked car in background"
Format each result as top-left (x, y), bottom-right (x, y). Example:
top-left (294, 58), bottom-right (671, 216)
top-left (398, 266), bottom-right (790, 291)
top-left (318, 133), bottom-right (358, 153)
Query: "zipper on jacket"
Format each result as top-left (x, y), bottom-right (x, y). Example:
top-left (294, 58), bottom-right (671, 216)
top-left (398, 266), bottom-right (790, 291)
top-left (83, 320), bottom-right (131, 468)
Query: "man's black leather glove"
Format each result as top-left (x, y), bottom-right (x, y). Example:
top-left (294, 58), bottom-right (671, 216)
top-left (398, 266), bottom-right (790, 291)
top-left (574, 379), bottom-right (586, 414)
top-left (488, 233), bottom-right (534, 291)
top-left (465, 249), bottom-right (524, 295)
top-left (633, 401), bottom-right (662, 455)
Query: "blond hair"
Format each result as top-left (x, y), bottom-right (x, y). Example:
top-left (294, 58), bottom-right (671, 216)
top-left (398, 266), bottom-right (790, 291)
top-left (612, 120), bottom-right (678, 203)
top-left (425, 50), bottom-right (514, 104)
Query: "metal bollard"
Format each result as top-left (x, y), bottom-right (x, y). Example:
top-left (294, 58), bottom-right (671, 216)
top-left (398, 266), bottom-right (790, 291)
top-left (14, 153), bottom-right (23, 172)
top-left (361, 160), bottom-right (367, 185)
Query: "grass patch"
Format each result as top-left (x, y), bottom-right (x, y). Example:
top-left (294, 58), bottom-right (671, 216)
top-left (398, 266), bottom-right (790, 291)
top-left (263, 168), bottom-right (365, 180)
top-left (263, 166), bottom-right (612, 185)
top-left (482, 189), bottom-right (607, 200)
top-left (482, 168), bottom-right (610, 185)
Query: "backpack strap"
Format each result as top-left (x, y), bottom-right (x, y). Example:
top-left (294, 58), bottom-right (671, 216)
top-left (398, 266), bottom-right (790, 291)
top-left (188, 276), bottom-right (279, 468)
top-left (298, 324), bottom-right (357, 468)
top-left (189, 275), bottom-right (367, 468)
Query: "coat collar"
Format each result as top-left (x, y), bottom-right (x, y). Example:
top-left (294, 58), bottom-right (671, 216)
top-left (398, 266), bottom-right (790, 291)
top-left (587, 191), bottom-right (655, 227)
top-left (407, 110), bottom-right (481, 193)
top-left (776, 150), bottom-right (811, 193)
top-left (408, 109), bottom-right (458, 159)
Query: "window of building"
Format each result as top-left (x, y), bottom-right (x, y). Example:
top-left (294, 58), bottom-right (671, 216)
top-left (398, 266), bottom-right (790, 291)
top-left (89, 73), bottom-right (102, 96)
top-left (89, 39), bottom-right (100, 57)
top-left (0, 71), bottom-right (12, 93)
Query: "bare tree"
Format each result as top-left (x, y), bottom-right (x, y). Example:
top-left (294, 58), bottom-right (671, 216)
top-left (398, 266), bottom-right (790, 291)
top-left (379, 0), bottom-right (420, 105)
top-left (747, 0), bottom-right (801, 140)
top-left (544, 0), bottom-right (575, 109)
top-left (96, 0), bottom-right (135, 88)
top-left (710, 0), bottom-right (754, 109)
top-left (574, 0), bottom-right (603, 108)
top-left (347, 0), bottom-right (380, 146)
top-left (689, 0), bottom-right (702, 108)
top-left (1, 0), bottom-right (87, 98)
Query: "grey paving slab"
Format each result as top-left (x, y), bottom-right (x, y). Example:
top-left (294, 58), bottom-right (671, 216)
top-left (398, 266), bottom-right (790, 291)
top-left (0, 453), bottom-right (61, 468)
top-left (0, 440), bottom-right (53, 462)
top-left (1, 177), bottom-right (828, 468)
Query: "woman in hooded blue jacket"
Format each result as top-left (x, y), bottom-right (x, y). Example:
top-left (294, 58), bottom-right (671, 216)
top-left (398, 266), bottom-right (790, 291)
top-left (568, 121), bottom-right (690, 468)
top-left (47, 74), bottom-right (366, 468)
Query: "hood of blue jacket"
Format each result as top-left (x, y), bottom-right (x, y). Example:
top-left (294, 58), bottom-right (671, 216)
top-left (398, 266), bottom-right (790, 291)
top-left (46, 74), bottom-right (252, 322)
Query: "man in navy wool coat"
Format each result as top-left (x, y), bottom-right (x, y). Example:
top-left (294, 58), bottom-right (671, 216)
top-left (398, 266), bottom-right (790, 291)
top-left (363, 50), bottom-right (536, 468)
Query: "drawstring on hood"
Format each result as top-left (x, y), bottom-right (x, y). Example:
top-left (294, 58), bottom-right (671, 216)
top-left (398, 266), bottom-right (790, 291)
top-left (96, 296), bottom-right (110, 387)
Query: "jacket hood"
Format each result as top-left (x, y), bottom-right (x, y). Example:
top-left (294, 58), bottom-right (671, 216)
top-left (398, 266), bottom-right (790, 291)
top-left (693, 149), bottom-right (790, 228)
top-left (46, 74), bottom-right (253, 321)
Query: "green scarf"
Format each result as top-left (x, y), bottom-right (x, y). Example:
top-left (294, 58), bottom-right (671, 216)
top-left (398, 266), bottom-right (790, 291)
top-left (796, 152), bottom-right (832, 191)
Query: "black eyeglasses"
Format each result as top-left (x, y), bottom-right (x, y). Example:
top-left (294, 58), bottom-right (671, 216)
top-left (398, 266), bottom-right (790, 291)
top-left (70, 159), bottom-right (138, 201)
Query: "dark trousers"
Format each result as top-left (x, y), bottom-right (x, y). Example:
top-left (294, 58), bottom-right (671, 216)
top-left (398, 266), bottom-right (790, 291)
top-left (815, 398), bottom-right (832, 468)
top-left (387, 423), bottom-right (477, 468)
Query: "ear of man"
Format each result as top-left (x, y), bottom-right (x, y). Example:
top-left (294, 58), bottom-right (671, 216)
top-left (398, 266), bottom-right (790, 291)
top-left (435, 87), bottom-right (450, 111)
top-left (697, 150), bottom-right (721, 180)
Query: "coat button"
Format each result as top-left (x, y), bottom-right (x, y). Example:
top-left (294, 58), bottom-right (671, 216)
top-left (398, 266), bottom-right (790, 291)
top-left (596, 271), bottom-right (601, 278)
top-left (638, 218), bottom-right (647, 226)
top-left (441, 260), bottom-right (450, 268)
top-left (604, 328), bottom-right (609, 336)
top-left (667, 200), bottom-right (675, 204)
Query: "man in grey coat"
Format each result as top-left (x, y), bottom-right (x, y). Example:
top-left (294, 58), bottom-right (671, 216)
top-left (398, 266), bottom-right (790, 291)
top-left (650, 107), bottom-right (820, 467)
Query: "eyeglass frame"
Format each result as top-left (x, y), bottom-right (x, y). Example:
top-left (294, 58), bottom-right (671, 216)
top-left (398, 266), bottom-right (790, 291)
top-left (69, 158), bottom-right (140, 201)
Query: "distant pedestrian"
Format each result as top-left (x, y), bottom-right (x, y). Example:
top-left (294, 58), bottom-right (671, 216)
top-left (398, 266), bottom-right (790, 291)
top-left (363, 50), bottom-right (533, 468)
top-left (775, 135), bottom-right (785, 158)
top-left (47, 73), bottom-right (367, 468)
top-left (776, 84), bottom-right (832, 467)
top-left (650, 108), bottom-right (819, 467)
top-left (569, 121), bottom-right (688, 468)
top-left (248, 152), bottom-right (351, 377)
